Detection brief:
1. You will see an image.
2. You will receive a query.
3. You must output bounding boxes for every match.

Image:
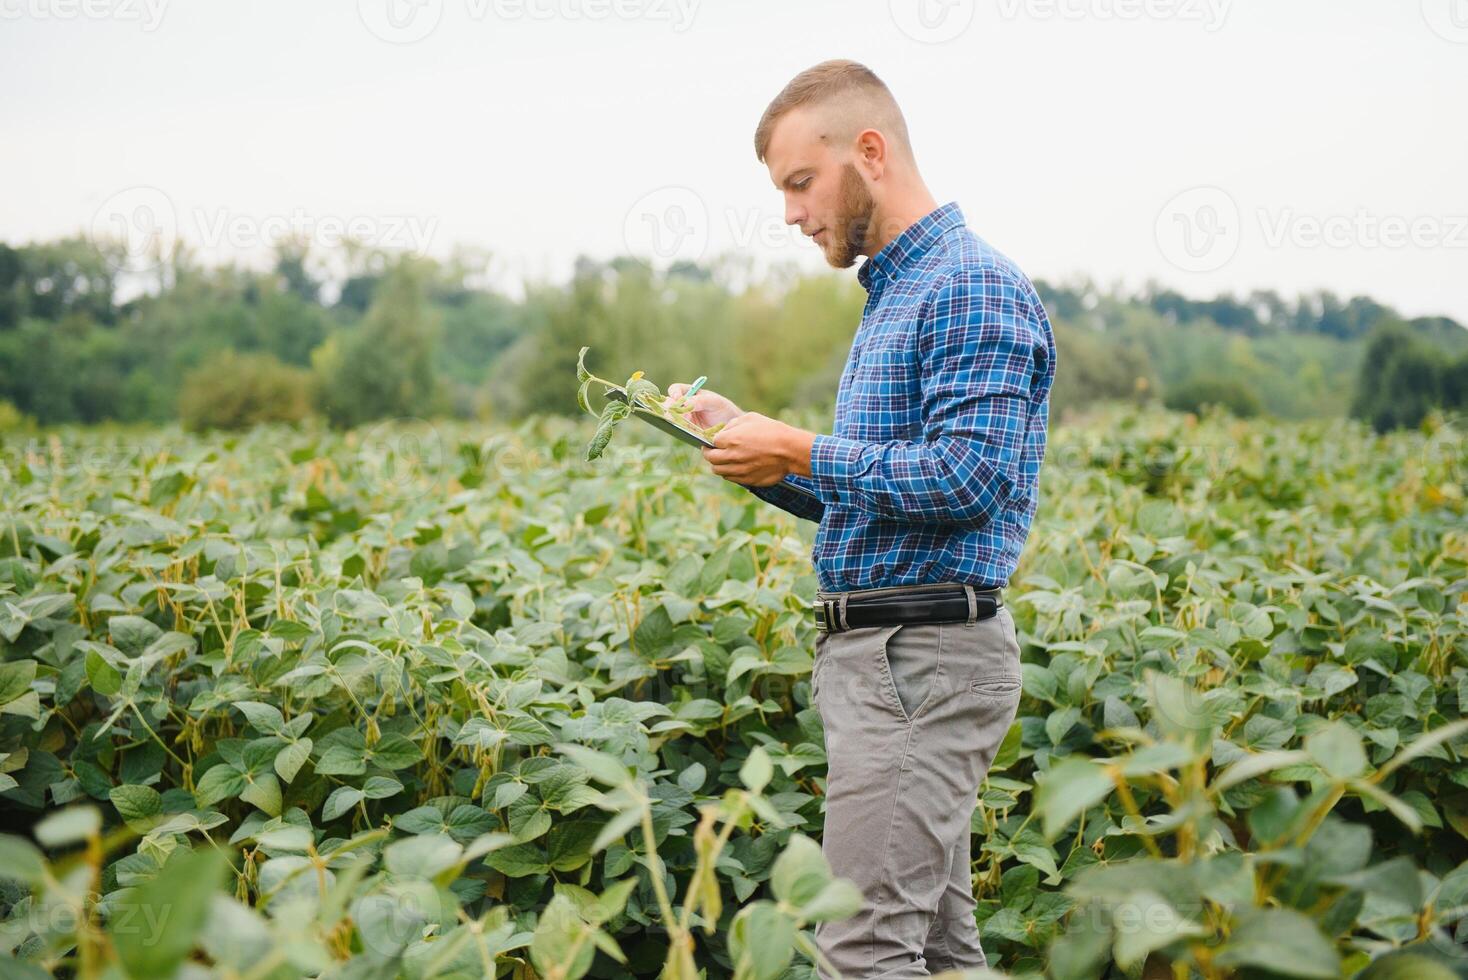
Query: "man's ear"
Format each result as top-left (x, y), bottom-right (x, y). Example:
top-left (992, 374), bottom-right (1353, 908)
top-left (854, 128), bottom-right (888, 179)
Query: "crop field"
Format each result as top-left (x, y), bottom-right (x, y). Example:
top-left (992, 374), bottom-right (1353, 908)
top-left (0, 408), bottom-right (1465, 979)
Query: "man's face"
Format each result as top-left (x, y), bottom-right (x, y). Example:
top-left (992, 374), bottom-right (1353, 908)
top-left (766, 110), bottom-right (876, 269)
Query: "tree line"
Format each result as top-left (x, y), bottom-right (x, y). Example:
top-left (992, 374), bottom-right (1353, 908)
top-left (1, 238), bottom-right (1464, 433)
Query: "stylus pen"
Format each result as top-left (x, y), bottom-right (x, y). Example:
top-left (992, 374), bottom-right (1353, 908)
top-left (670, 376), bottom-right (706, 410)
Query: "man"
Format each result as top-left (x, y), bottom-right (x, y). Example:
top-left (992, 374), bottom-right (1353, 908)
top-left (663, 60), bottom-right (1055, 978)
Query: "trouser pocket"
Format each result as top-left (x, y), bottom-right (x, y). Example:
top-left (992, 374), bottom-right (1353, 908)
top-left (879, 623), bottom-right (942, 722)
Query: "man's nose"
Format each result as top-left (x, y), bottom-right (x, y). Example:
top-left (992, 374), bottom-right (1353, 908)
top-left (784, 200), bottom-right (806, 227)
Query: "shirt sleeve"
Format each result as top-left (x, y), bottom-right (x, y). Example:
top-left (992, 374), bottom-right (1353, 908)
top-left (804, 268), bottom-right (1040, 529)
top-left (741, 473), bottom-right (826, 523)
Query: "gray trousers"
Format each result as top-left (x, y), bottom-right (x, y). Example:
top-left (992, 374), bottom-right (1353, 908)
top-left (810, 605), bottom-right (1023, 978)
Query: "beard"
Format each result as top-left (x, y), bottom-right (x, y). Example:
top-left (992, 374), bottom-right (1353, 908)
top-left (822, 163), bottom-right (876, 269)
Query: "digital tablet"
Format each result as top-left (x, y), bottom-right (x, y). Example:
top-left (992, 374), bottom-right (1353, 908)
top-left (600, 385), bottom-right (824, 504)
top-left (602, 385), bottom-right (717, 449)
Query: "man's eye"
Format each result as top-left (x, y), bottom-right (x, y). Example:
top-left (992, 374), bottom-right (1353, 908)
top-left (795, 178), bottom-right (812, 190)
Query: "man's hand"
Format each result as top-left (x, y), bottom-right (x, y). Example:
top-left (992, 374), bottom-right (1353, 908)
top-left (662, 384), bottom-right (742, 429)
top-left (702, 411), bottom-right (816, 487)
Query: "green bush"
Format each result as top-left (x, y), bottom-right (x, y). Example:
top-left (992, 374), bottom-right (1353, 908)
top-left (312, 257), bottom-right (444, 428)
top-left (177, 349), bottom-right (313, 431)
top-left (1350, 324), bottom-right (1468, 432)
top-left (0, 397), bottom-right (34, 432)
top-left (1163, 374), bottom-right (1263, 418)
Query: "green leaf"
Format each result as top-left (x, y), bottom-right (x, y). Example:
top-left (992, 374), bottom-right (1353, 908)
top-left (531, 893), bottom-right (595, 980)
top-left (109, 784), bottom-right (162, 824)
top-left (741, 746), bottom-right (773, 794)
top-left (555, 743), bottom-right (632, 788)
top-left (314, 742), bottom-right (367, 776)
top-left (770, 834), bottom-right (830, 907)
top-left (1110, 891), bottom-right (1206, 969)
top-left (322, 786), bottom-right (364, 821)
top-left (274, 739), bottom-right (312, 784)
top-left (485, 842), bottom-right (550, 877)
top-left (0, 659), bottom-right (36, 705)
top-left (1035, 757), bottom-right (1114, 840)
top-left (257, 826), bottom-right (314, 851)
top-left (362, 775), bottom-right (403, 799)
top-left (798, 879), bottom-right (862, 922)
top-left (1307, 721), bottom-right (1368, 780)
top-left (633, 605), bottom-right (676, 658)
top-left (108, 614), bottom-right (163, 657)
top-left (728, 900), bottom-right (795, 980)
top-left (370, 733), bottom-right (422, 770)
top-left (991, 720), bottom-right (1023, 771)
top-left (112, 846), bottom-right (229, 979)
top-left (239, 772), bottom-right (282, 816)
top-left (0, 833), bottom-right (47, 885)
top-left (1379, 718), bottom-right (1468, 779)
top-left (383, 833), bottom-right (463, 878)
top-left (233, 700), bottom-right (285, 735)
top-left (586, 399), bottom-right (630, 461)
top-left (85, 649), bottom-right (122, 697)
top-left (34, 806), bottom-right (101, 847)
top-left (1211, 749), bottom-right (1311, 793)
top-left (677, 762), bottom-right (706, 793)
top-left (591, 808), bottom-right (642, 853)
top-left (194, 764), bottom-right (248, 808)
top-left (1145, 671), bottom-right (1214, 743)
top-left (1350, 779), bottom-right (1423, 833)
top-left (1213, 907), bottom-right (1341, 977)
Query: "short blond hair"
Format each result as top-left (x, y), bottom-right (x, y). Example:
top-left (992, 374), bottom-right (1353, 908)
top-left (754, 59), bottom-right (913, 163)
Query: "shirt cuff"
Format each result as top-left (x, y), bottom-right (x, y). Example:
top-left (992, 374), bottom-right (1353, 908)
top-left (744, 473), bottom-right (826, 522)
top-left (808, 433), bottom-right (866, 504)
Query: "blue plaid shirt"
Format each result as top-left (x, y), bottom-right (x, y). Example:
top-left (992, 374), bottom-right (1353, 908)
top-left (746, 201), bottom-right (1056, 594)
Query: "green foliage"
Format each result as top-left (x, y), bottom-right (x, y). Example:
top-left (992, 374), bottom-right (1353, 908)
top-left (1163, 374), bottom-right (1263, 418)
top-left (312, 256), bottom-right (444, 428)
top-left (5, 233), bottom-right (1467, 433)
top-left (575, 346), bottom-right (719, 461)
top-left (0, 410), bottom-right (1462, 974)
top-left (1352, 323), bottom-right (1468, 432)
top-left (0, 412), bottom-right (873, 978)
top-left (1, 393), bottom-right (1466, 975)
top-left (178, 349), bottom-right (313, 431)
top-left (0, 398), bottom-right (35, 432)
top-left (1048, 320), bottom-right (1156, 419)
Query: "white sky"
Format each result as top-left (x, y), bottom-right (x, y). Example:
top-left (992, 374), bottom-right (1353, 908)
top-left (2, 0), bottom-right (1466, 321)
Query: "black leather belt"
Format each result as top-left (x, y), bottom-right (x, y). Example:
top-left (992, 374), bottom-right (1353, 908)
top-left (812, 582), bottom-right (1004, 633)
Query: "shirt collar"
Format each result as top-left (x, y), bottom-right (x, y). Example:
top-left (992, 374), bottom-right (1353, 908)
top-left (857, 200), bottom-right (965, 292)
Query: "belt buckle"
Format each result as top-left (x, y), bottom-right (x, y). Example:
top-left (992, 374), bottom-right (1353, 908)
top-left (813, 597), bottom-right (839, 633)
